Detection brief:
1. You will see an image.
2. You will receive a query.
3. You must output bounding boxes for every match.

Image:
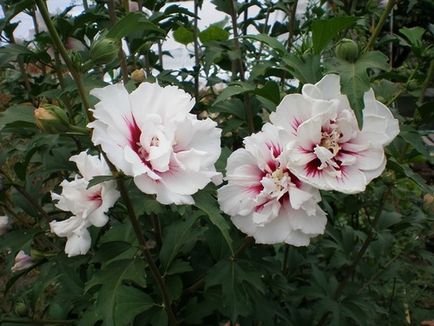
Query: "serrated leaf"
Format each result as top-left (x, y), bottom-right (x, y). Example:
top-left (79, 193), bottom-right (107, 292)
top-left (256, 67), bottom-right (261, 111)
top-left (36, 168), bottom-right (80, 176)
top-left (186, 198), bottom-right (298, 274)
top-left (199, 25), bottom-right (229, 43)
top-left (282, 53), bottom-right (322, 84)
top-left (83, 258), bottom-right (148, 326)
top-left (194, 192), bottom-right (234, 254)
top-left (114, 287), bottom-right (154, 326)
top-left (326, 51), bottom-right (390, 128)
top-left (173, 26), bottom-right (194, 45)
top-left (159, 212), bottom-right (201, 271)
top-left (87, 175), bottom-right (116, 189)
top-left (311, 16), bottom-right (357, 54)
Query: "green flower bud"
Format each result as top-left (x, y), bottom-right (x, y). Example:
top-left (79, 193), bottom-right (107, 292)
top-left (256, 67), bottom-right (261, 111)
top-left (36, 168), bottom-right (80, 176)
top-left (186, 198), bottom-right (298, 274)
top-left (14, 301), bottom-right (27, 316)
top-left (90, 37), bottom-right (118, 65)
top-left (34, 104), bottom-right (70, 134)
top-left (335, 39), bottom-right (359, 63)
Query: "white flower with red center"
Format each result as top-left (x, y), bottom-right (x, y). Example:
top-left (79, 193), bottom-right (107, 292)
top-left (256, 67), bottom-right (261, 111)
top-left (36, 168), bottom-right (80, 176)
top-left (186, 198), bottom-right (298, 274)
top-left (218, 124), bottom-right (327, 246)
top-left (88, 82), bottom-right (222, 205)
top-left (270, 74), bottom-right (399, 194)
top-left (50, 151), bottom-right (120, 257)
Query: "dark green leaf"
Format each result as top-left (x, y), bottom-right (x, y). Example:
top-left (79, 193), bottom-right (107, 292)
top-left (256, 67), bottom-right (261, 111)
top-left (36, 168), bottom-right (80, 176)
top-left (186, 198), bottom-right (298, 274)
top-left (326, 51), bottom-right (390, 128)
top-left (194, 192), bottom-right (234, 254)
top-left (311, 16), bottom-right (357, 54)
top-left (87, 175), bottom-right (116, 189)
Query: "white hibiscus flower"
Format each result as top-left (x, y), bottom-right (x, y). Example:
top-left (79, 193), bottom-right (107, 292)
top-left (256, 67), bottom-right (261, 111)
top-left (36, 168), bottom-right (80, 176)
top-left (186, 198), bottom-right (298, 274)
top-left (270, 74), bottom-right (399, 194)
top-left (50, 151), bottom-right (120, 257)
top-left (88, 82), bottom-right (222, 205)
top-left (218, 123), bottom-right (327, 246)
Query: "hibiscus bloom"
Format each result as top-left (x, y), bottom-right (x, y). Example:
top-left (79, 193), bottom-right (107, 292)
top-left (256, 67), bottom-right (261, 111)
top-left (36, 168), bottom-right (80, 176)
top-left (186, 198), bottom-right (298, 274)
top-left (88, 82), bottom-right (221, 205)
top-left (218, 123), bottom-right (327, 246)
top-left (270, 74), bottom-right (399, 194)
top-left (50, 151), bottom-right (120, 257)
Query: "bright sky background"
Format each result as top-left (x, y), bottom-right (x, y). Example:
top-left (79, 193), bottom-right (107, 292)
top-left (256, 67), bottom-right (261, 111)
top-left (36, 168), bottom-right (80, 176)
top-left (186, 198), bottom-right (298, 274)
top-left (1, 1), bottom-right (309, 71)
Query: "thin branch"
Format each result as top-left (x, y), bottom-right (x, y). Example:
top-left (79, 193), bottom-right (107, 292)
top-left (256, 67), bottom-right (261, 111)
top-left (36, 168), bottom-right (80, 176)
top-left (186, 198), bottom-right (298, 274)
top-left (365, 0), bottom-right (396, 52)
top-left (0, 168), bottom-right (51, 222)
top-left (193, 0), bottom-right (200, 103)
top-left (35, 0), bottom-right (93, 123)
top-left (229, 0), bottom-right (255, 133)
top-left (116, 176), bottom-right (178, 325)
top-left (286, 0), bottom-right (298, 52)
top-left (107, 0), bottom-right (129, 84)
top-left (417, 59), bottom-right (434, 106)
top-left (316, 190), bottom-right (389, 326)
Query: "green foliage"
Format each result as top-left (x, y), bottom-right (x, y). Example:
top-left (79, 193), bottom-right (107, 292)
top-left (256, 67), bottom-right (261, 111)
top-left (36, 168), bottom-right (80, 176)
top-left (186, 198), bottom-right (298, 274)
top-left (326, 51), bottom-right (390, 128)
top-left (0, 0), bottom-right (433, 325)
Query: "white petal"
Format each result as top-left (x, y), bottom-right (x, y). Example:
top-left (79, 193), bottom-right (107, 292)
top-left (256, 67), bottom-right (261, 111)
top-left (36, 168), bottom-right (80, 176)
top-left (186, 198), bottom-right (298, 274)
top-left (64, 228), bottom-right (92, 257)
top-left (217, 184), bottom-right (256, 216)
top-left (287, 206), bottom-right (327, 235)
top-left (302, 74), bottom-right (342, 100)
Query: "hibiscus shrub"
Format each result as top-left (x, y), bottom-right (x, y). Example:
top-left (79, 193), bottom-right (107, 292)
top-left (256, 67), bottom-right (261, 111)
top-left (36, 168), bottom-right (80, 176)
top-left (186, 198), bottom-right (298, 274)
top-left (0, 0), bottom-right (433, 325)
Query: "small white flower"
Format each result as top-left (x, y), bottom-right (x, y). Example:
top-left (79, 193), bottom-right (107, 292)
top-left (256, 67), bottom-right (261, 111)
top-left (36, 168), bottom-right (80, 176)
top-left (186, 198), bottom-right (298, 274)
top-left (218, 124), bottom-right (327, 246)
top-left (11, 250), bottom-right (34, 272)
top-left (0, 215), bottom-right (9, 235)
top-left (270, 74), bottom-right (399, 194)
top-left (50, 151), bottom-right (120, 257)
top-left (88, 82), bottom-right (222, 205)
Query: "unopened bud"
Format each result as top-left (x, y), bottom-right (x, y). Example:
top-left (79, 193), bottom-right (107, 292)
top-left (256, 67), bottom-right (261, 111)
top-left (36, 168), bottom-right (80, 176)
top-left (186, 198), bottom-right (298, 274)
top-left (335, 39), bottom-right (359, 63)
top-left (11, 250), bottom-right (34, 272)
top-left (131, 69), bottom-right (145, 83)
top-left (14, 301), bottom-right (27, 316)
top-left (34, 104), bottom-right (70, 133)
top-left (90, 37), bottom-right (118, 65)
top-left (0, 215), bottom-right (9, 235)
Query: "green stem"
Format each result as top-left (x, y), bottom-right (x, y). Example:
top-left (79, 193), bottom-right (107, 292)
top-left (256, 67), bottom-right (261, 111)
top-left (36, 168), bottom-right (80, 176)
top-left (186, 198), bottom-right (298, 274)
top-left (0, 168), bottom-right (51, 222)
top-left (316, 190), bottom-right (388, 326)
top-left (116, 176), bottom-right (178, 325)
top-left (364, 0), bottom-right (395, 52)
top-left (107, 0), bottom-right (129, 84)
top-left (35, 0), bottom-right (93, 123)
top-left (417, 59), bottom-right (434, 106)
top-left (228, 0), bottom-right (254, 133)
top-left (193, 0), bottom-right (200, 103)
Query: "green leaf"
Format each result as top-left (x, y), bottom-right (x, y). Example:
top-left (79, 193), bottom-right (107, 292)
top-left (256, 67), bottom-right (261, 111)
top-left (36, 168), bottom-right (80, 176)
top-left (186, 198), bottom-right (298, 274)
top-left (114, 287), bottom-right (154, 326)
top-left (282, 53), bottom-right (322, 84)
top-left (399, 125), bottom-right (432, 162)
top-left (255, 80), bottom-right (281, 106)
top-left (87, 175), bottom-right (117, 189)
top-left (199, 25), bottom-right (229, 43)
top-left (0, 104), bottom-right (35, 131)
top-left (159, 212), bottom-right (201, 271)
top-left (213, 82), bottom-right (255, 106)
top-left (82, 258), bottom-right (148, 326)
top-left (311, 16), bottom-right (357, 54)
top-left (173, 26), bottom-right (194, 45)
top-left (205, 259), bottom-right (265, 321)
top-left (399, 26), bottom-right (425, 49)
top-left (326, 51), bottom-right (390, 128)
top-left (0, 44), bottom-right (33, 67)
top-left (194, 192), bottom-right (234, 254)
top-left (244, 34), bottom-right (286, 54)
top-left (107, 12), bottom-right (164, 39)
top-left (377, 211), bottom-right (402, 230)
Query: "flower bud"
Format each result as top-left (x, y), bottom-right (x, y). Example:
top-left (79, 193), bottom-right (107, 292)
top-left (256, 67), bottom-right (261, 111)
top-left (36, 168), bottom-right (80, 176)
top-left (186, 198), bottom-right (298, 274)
top-left (0, 215), bottom-right (9, 235)
top-left (14, 301), bottom-right (27, 316)
top-left (335, 39), bottom-right (359, 63)
top-left (131, 69), bottom-right (145, 83)
top-left (11, 250), bottom-right (34, 272)
top-left (34, 104), bottom-right (70, 133)
top-left (90, 37), bottom-right (118, 65)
